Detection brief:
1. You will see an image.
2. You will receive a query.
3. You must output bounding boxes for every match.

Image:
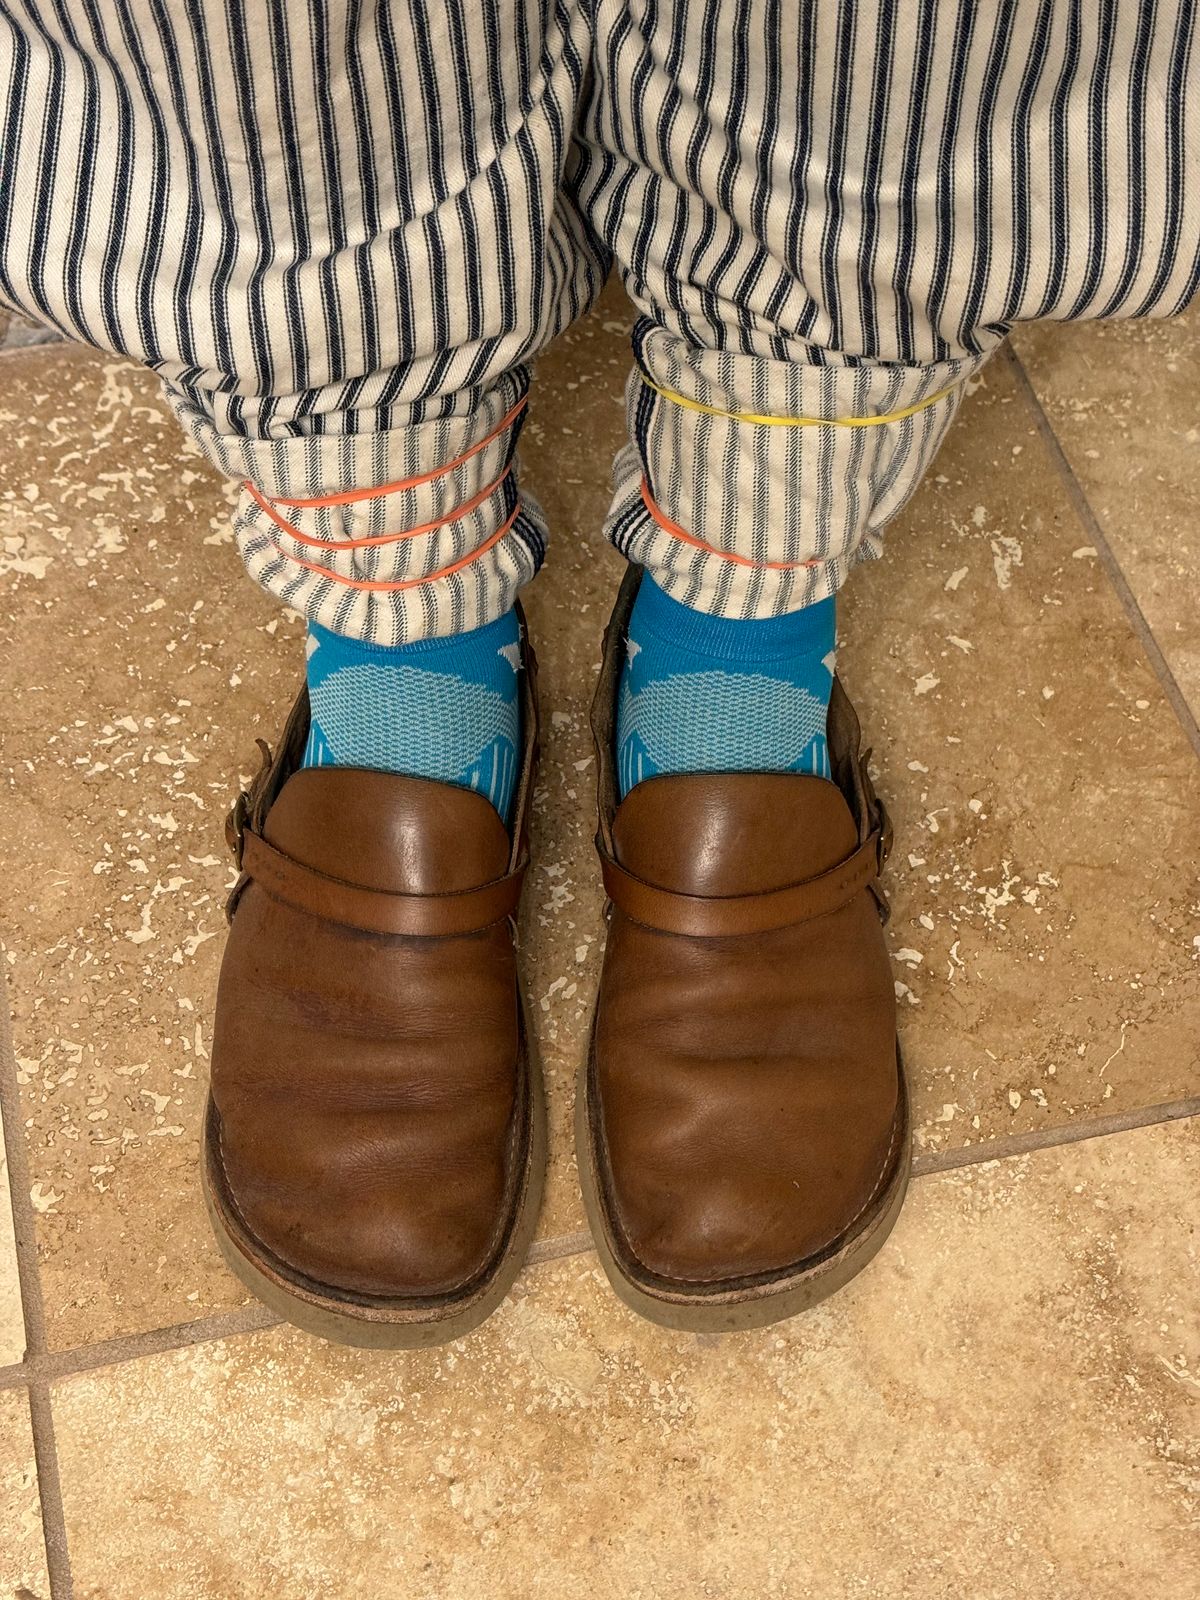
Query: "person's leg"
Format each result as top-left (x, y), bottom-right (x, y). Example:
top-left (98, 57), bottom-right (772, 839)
top-left (0, 0), bottom-right (608, 817)
top-left (574, 0), bottom-right (1198, 801)
top-left (0, 0), bottom-right (606, 1345)
top-left (573, 0), bottom-right (1199, 1331)
top-left (577, 0), bottom-right (1199, 626)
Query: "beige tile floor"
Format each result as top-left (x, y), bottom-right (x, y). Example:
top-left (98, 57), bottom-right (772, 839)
top-left (0, 284), bottom-right (1197, 1598)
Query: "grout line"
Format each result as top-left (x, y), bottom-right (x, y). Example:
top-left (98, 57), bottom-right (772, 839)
top-left (1005, 343), bottom-right (1200, 762)
top-left (0, 1095), bottom-right (1195, 1400)
top-left (910, 1094), bottom-right (1200, 1176)
top-left (527, 1229), bottom-right (594, 1265)
top-left (25, 1382), bottom-right (73, 1594)
top-left (0, 1358), bottom-right (35, 1393)
top-left (0, 983), bottom-right (74, 1598)
top-left (40, 1303), bottom-right (284, 1385)
top-left (0, 1303), bottom-right (282, 1396)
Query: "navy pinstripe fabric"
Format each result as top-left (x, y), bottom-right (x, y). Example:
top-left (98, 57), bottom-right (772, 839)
top-left (577, 0), bottom-right (1200, 617)
top-left (0, 1), bottom-right (1196, 638)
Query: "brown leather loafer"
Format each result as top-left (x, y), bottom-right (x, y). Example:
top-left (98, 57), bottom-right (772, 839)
top-left (202, 613), bottom-right (544, 1348)
top-left (578, 569), bottom-right (909, 1331)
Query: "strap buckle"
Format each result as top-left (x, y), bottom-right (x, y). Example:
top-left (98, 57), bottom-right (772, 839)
top-left (224, 791), bottom-right (251, 870)
top-left (859, 747), bottom-right (893, 877)
top-left (223, 740), bottom-right (273, 871)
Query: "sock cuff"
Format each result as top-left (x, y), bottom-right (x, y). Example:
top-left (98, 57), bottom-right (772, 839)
top-left (309, 607), bottom-right (519, 668)
top-left (630, 574), bottom-right (836, 664)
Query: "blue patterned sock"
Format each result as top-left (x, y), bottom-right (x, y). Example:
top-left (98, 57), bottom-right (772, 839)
top-left (616, 576), bottom-right (836, 798)
top-left (303, 610), bottom-right (522, 822)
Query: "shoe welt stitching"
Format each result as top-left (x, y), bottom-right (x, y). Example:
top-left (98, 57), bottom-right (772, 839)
top-left (629, 1091), bottom-right (905, 1289)
top-left (831, 1098), bottom-right (904, 1244)
top-left (212, 1050), bottom-right (528, 1306)
top-left (215, 1116), bottom-right (266, 1250)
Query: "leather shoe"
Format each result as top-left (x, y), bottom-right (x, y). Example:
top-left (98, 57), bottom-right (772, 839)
top-left (578, 569), bottom-right (909, 1331)
top-left (203, 610), bottom-right (544, 1347)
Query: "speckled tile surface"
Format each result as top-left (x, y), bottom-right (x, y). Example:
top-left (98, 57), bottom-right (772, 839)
top-left (0, 1389), bottom-right (47, 1600)
top-left (0, 1132), bottom-right (24, 1372)
top-left (0, 343), bottom-right (298, 1349)
top-left (0, 995), bottom-right (25, 1367)
top-left (840, 352), bottom-right (1200, 1155)
top-left (0, 1204), bottom-right (20, 1374)
top-left (48, 1120), bottom-right (1200, 1600)
top-left (518, 276), bottom-right (629, 1239)
top-left (1013, 305), bottom-right (1200, 718)
top-left (0, 298), bottom-right (629, 1352)
top-left (2, 283), bottom-right (1199, 1600)
top-left (1, 285), bottom-right (1198, 1354)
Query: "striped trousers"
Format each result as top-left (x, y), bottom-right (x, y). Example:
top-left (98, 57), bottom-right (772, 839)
top-left (0, 3), bottom-right (1196, 642)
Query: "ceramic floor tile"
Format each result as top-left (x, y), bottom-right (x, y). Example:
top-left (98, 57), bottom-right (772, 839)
top-left (0, 1132), bottom-right (24, 1372)
top-left (50, 1117), bottom-right (1200, 1600)
top-left (839, 352), bottom-right (1200, 1154)
top-left (0, 343), bottom-right (303, 1348)
top-left (0, 281), bottom-right (635, 1351)
top-left (519, 282), bottom-right (1200, 1212)
top-left (0, 299), bottom-right (631, 1349)
top-left (0, 1388), bottom-right (48, 1600)
top-left (4, 286), bottom-right (1197, 1350)
top-left (518, 274), bottom-right (630, 1237)
top-left (0, 1169), bottom-right (21, 1373)
top-left (0, 987), bottom-right (26, 1367)
top-left (1013, 305), bottom-right (1200, 718)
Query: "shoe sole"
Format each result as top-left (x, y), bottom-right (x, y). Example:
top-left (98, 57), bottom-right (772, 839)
top-left (202, 1010), bottom-right (546, 1351)
top-left (575, 1035), bottom-right (911, 1333)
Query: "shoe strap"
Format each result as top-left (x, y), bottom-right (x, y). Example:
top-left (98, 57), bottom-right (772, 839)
top-left (598, 828), bottom-right (883, 938)
top-left (238, 827), bottom-right (527, 937)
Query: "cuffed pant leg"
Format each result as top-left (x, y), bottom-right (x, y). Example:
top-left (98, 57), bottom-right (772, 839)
top-left (572, 0), bottom-right (1200, 618)
top-left (170, 369), bottom-right (544, 645)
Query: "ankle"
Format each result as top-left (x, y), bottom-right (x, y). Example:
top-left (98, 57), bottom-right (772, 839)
top-left (303, 610), bottom-right (522, 820)
top-left (616, 577), bottom-right (836, 797)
